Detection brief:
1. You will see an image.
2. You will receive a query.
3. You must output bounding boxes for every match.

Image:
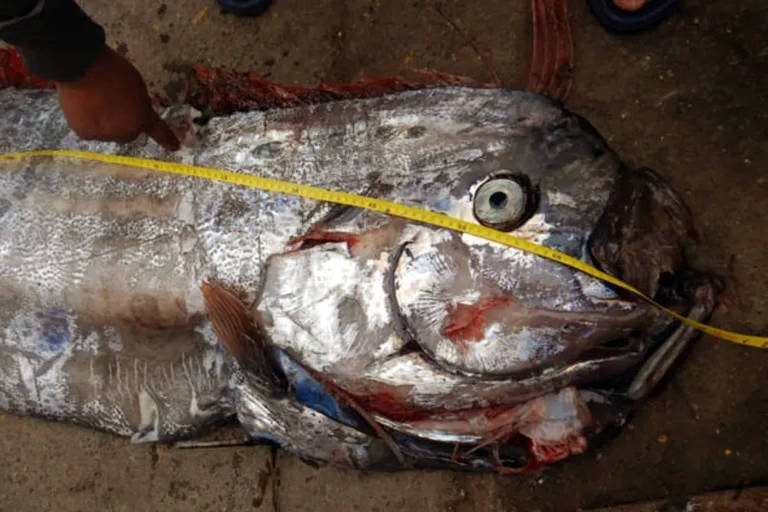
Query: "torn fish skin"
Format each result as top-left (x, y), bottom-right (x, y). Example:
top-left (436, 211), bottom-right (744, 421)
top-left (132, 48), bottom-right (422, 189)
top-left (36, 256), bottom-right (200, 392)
top-left (0, 86), bottom-right (716, 471)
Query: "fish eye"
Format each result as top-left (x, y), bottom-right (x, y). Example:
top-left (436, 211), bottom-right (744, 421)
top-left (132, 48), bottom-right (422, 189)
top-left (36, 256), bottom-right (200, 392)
top-left (472, 172), bottom-right (533, 231)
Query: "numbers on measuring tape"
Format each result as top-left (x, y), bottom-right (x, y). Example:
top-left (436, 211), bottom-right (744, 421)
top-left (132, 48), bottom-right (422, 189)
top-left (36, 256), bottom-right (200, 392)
top-left (2, 149), bottom-right (767, 349)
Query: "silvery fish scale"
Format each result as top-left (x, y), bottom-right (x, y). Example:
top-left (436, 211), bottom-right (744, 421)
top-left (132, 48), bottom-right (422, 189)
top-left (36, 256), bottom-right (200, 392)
top-left (0, 87), bottom-right (714, 471)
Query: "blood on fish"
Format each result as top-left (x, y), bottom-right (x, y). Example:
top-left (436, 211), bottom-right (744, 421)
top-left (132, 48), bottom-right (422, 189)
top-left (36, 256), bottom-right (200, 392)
top-left (356, 392), bottom-right (527, 423)
top-left (288, 230), bottom-right (361, 253)
top-left (289, 222), bottom-right (403, 258)
top-left (442, 297), bottom-right (510, 348)
top-left (482, 406), bottom-right (515, 420)
top-left (353, 392), bottom-right (430, 422)
top-left (527, 434), bottom-right (587, 465)
top-left (529, 440), bottom-right (572, 463)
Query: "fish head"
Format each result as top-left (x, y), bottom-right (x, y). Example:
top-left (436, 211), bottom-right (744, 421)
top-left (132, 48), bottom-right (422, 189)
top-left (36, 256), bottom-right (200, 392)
top-left (254, 104), bottom-right (694, 381)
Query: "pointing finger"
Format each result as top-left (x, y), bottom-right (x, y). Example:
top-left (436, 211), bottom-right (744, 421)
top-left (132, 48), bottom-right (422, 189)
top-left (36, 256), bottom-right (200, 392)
top-left (145, 109), bottom-right (181, 152)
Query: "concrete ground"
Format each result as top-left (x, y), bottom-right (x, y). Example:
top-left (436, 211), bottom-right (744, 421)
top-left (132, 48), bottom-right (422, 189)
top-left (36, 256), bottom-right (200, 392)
top-left (1, 1), bottom-right (767, 511)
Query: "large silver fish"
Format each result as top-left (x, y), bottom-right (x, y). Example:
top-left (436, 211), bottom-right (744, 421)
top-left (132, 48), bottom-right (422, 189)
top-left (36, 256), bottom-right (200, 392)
top-left (0, 86), bottom-right (716, 472)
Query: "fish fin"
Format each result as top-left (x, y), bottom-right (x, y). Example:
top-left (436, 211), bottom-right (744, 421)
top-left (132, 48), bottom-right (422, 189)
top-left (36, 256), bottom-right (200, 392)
top-left (189, 65), bottom-right (492, 116)
top-left (200, 280), bottom-right (276, 379)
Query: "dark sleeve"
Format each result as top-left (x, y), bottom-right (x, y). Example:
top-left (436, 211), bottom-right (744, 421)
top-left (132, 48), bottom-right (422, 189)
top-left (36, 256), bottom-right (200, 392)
top-left (0, 0), bottom-right (105, 82)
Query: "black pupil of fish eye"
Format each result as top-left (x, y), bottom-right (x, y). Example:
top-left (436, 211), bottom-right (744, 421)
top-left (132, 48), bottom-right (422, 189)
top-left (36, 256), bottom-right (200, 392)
top-left (489, 191), bottom-right (508, 210)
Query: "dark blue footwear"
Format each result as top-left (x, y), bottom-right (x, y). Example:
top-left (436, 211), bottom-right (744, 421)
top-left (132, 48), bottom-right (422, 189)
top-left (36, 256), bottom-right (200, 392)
top-left (587, 0), bottom-right (681, 33)
top-left (218, 0), bottom-right (272, 16)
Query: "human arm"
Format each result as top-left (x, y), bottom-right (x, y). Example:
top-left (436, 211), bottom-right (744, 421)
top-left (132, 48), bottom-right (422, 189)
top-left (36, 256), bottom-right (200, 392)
top-left (0, 1), bottom-right (179, 150)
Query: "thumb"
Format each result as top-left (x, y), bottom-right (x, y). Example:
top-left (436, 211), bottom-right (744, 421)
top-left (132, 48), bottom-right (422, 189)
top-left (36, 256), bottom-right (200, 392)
top-left (145, 109), bottom-right (181, 151)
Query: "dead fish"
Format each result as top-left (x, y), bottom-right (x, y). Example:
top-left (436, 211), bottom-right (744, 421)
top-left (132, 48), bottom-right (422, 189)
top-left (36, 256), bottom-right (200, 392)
top-left (0, 86), bottom-right (717, 472)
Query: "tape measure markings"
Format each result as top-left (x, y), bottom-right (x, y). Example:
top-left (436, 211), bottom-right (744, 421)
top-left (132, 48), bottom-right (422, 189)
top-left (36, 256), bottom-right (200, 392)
top-left (1, 149), bottom-right (764, 349)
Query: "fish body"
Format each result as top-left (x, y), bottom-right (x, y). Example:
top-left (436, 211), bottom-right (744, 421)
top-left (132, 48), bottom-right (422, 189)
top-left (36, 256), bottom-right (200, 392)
top-left (0, 87), bottom-right (714, 470)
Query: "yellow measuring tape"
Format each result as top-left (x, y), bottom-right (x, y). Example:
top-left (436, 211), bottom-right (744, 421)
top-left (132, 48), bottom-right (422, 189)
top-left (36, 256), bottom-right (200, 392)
top-left (1, 149), bottom-right (766, 349)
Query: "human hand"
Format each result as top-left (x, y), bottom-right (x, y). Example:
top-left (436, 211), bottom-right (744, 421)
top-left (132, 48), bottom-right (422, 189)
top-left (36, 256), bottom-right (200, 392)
top-left (55, 46), bottom-right (180, 151)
